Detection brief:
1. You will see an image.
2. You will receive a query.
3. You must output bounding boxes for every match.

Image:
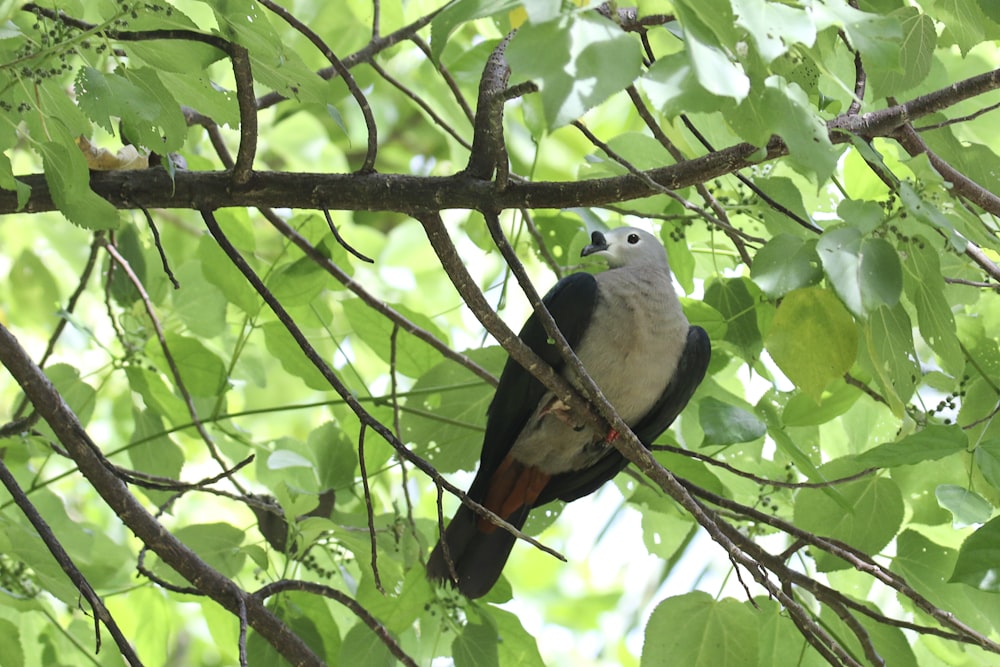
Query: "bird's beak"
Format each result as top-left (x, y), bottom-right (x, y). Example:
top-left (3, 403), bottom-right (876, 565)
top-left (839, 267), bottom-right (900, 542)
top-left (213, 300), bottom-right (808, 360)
top-left (581, 231), bottom-right (608, 257)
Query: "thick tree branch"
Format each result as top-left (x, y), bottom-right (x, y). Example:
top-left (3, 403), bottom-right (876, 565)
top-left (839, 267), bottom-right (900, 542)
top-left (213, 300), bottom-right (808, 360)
top-left (8, 67), bottom-right (1000, 216)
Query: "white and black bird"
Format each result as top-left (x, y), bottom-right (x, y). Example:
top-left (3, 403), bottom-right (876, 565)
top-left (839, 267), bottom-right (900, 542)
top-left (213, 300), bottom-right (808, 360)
top-left (427, 227), bottom-right (710, 598)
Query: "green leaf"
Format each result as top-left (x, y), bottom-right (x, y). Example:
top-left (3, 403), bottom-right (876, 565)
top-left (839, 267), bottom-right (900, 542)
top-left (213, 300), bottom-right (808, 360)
top-left (75, 66), bottom-right (187, 152)
top-left (128, 409), bottom-right (184, 494)
top-left (266, 256), bottom-right (331, 308)
top-left (673, 0), bottom-right (750, 100)
top-left (403, 348), bottom-right (502, 473)
top-left (813, 2), bottom-right (902, 75)
top-left (794, 476), bottom-right (904, 571)
top-left (817, 228), bottom-right (902, 318)
top-left (866, 8), bottom-right (935, 96)
top-left (532, 214), bottom-right (586, 268)
top-left (125, 366), bottom-right (189, 426)
top-left (902, 241), bottom-right (964, 375)
top-left (977, 0), bottom-right (1000, 24)
top-left (728, 75), bottom-right (837, 181)
top-left (936, 0), bottom-right (991, 55)
top-left (454, 622), bottom-right (500, 667)
top-left (642, 52), bottom-right (727, 118)
top-left (703, 277), bottom-right (762, 360)
top-left (641, 592), bottom-right (757, 667)
top-left (935, 485), bottom-right (993, 527)
top-left (665, 230), bottom-right (697, 294)
top-left (974, 438), bottom-right (1000, 491)
top-left (488, 607), bottom-right (546, 667)
top-left (173, 262), bottom-right (227, 338)
top-left (750, 235), bottom-right (822, 299)
top-left (894, 530), bottom-right (999, 634)
top-left (819, 601), bottom-right (918, 667)
top-left (506, 13), bottom-right (643, 127)
top-left (339, 622), bottom-right (394, 667)
top-left (782, 381), bottom-right (862, 427)
top-left (837, 198), bottom-right (884, 235)
top-left (124, 38), bottom-right (224, 74)
top-left (157, 70), bottom-right (240, 128)
top-left (108, 223), bottom-right (147, 307)
top-left (682, 299), bottom-right (728, 342)
top-left (172, 523), bottom-right (246, 578)
top-left (38, 141), bottom-right (120, 230)
top-left (146, 334), bottom-right (228, 397)
top-left (756, 598), bottom-right (827, 667)
top-left (9, 249), bottom-right (61, 327)
top-left (0, 152), bottom-right (30, 209)
top-left (764, 287), bottom-right (857, 401)
top-left (641, 510), bottom-right (696, 559)
top-left (853, 425), bottom-right (967, 468)
top-left (950, 516), bottom-right (1000, 592)
top-left (309, 423), bottom-right (359, 491)
top-left (0, 509), bottom-right (83, 603)
top-left (429, 0), bottom-right (520, 62)
top-left (732, 0), bottom-right (816, 63)
top-left (0, 619), bottom-right (23, 667)
top-left (196, 232), bottom-right (261, 317)
top-left (45, 364), bottom-right (96, 427)
top-left (277, 594), bottom-right (339, 664)
top-left (756, 176), bottom-right (815, 237)
top-left (699, 396), bottom-right (765, 446)
top-left (342, 299), bottom-right (450, 378)
top-left (213, 0), bottom-right (331, 104)
top-left (268, 449), bottom-right (314, 470)
top-left (261, 321), bottom-right (329, 390)
top-left (118, 67), bottom-right (188, 152)
top-left (897, 181), bottom-right (963, 248)
top-left (584, 132), bottom-right (675, 175)
top-left (863, 303), bottom-right (918, 415)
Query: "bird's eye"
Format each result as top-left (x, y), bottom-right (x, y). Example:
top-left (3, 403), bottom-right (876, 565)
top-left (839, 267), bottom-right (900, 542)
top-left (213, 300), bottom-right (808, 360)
top-left (627, 233), bottom-right (640, 244)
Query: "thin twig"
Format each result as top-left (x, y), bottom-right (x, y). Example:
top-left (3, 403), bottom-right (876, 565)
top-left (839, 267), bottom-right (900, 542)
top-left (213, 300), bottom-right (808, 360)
top-left (254, 580), bottom-right (419, 667)
top-left (0, 459), bottom-right (144, 666)
top-left (139, 207), bottom-right (180, 288)
top-left (322, 209), bottom-right (375, 263)
top-left (100, 239), bottom-right (243, 491)
top-left (357, 423), bottom-right (384, 593)
top-left (368, 58), bottom-right (473, 150)
top-left (259, 0), bottom-right (378, 173)
top-left (651, 442), bottom-right (877, 489)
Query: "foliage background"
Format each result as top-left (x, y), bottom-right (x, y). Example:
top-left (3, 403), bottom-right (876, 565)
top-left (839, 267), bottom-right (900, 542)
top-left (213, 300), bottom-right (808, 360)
top-left (2, 0), bottom-right (1000, 666)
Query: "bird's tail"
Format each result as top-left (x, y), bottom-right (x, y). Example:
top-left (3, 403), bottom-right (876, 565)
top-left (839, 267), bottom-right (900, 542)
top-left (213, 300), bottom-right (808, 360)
top-left (426, 502), bottom-right (530, 599)
top-left (428, 455), bottom-right (551, 598)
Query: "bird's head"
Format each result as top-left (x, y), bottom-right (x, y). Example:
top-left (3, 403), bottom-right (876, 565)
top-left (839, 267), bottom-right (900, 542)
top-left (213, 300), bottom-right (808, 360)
top-left (581, 227), bottom-right (669, 269)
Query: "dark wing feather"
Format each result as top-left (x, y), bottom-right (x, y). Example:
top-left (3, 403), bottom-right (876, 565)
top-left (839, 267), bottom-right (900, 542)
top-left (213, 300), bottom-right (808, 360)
top-left (465, 272), bottom-right (599, 502)
top-left (536, 325), bottom-right (711, 505)
top-left (426, 273), bottom-right (599, 596)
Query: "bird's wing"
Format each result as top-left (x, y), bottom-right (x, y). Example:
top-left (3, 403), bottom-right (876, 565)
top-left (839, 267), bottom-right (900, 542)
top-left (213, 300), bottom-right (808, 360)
top-left (537, 324), bottom-right (711, 505)
top-left (467, 271), bottom-right (599, 501)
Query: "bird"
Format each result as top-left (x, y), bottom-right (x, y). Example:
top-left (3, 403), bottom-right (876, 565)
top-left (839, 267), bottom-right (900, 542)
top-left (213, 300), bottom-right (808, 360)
top-left (426, 226), bottom-right (711, 598)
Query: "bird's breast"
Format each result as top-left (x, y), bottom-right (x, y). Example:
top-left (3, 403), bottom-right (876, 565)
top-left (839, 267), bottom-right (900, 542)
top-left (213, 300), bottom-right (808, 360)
top-left (510, 269), bottom-right (689, 473)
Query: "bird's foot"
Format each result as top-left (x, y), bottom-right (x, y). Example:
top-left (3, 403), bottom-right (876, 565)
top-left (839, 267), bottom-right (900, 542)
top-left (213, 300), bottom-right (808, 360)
top-left (539, 397), bottom-right (587, 431)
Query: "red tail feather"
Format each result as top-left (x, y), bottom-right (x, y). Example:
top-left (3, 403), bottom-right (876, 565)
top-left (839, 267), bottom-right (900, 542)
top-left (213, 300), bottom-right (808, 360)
top-left (479, 455), bottom-right (550, 532)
